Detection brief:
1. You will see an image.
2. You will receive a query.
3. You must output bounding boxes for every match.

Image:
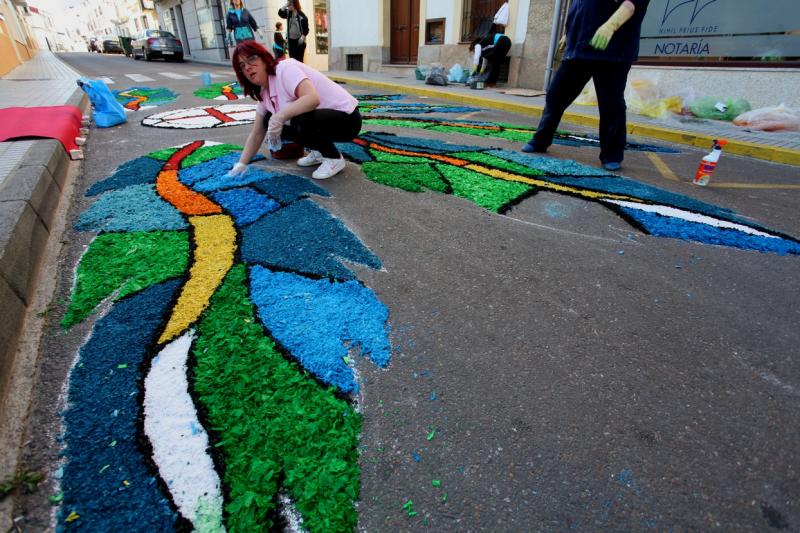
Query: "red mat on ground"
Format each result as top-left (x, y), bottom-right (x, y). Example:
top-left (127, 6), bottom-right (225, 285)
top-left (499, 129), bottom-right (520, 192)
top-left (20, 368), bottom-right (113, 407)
top-left (0, 106), bottom-right (83, 159)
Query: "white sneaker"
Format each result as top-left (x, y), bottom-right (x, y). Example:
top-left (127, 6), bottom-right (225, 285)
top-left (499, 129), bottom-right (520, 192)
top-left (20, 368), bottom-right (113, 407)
top-left (312, 156), bottom-right (346, 180)
top-left (297, 150), bottom-right (324, 167)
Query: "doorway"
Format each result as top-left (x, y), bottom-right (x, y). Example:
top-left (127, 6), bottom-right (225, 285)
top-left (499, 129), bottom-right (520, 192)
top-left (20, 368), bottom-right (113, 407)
top-left (175, 5), bottom-right (190, 55)
top-left (390, 0), bottom-right (419, 64)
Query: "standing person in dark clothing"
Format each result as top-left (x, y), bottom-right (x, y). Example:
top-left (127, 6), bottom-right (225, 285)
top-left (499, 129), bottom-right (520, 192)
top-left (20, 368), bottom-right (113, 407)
top-left (469, 24), bottom-right (512, 87)
top-left (273, 21), bottom-right (287, 59)
top-left (523, 0), bottom-right (650, 171)
top-left (278, 0), bottom-right (309, 62)
top-left (226, 0), bottom-right (261, 46)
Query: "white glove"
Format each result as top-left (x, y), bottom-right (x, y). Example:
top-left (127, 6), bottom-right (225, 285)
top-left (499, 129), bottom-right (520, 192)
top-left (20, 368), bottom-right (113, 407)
top-left (266, 112), bottom-right (287, 151)
top-left (298, 35), bottom-right (305, 45)
top-left (226, 162), bottom-right (248, 177)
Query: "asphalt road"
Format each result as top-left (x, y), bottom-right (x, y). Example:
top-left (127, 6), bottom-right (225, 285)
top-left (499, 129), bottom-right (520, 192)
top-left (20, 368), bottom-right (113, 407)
top-left (15, 51), bottom-right (800, 532)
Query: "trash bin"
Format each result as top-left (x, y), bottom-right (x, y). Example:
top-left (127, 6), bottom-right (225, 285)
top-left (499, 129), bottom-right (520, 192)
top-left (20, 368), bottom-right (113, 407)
top-left (119, 36), bottom-right (133, 57)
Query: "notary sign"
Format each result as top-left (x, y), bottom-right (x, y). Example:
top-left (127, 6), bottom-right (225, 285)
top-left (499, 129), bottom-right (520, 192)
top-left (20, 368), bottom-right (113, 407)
top-left (639, 0), bottom-right (800, 58)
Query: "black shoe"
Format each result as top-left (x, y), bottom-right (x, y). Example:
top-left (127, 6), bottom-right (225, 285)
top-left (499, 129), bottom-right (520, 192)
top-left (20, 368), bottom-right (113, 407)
top-left (522, 142), bottom-right (547, 153)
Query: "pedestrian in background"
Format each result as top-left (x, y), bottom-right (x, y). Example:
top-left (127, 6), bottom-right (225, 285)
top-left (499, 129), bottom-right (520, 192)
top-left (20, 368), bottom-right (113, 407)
top-left (523, 0), bottom-right (650, 171)
top-left (273, 21), bottom-right (287, 59)
top-left (226, 0), bottom-right (261, 46)
top-left (278, 0), bottom-right (309, 63)
top-left (226, 42), bottom-right (362, 180)
top-left (469, 23), bottom-right (511, 87)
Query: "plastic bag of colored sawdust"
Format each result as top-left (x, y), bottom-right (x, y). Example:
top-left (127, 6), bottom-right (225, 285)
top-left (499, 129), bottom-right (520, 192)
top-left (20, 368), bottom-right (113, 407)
top-left (733, 104), bottom-right (800, 132)
top-left (690, 96), bottom-right (751, 121)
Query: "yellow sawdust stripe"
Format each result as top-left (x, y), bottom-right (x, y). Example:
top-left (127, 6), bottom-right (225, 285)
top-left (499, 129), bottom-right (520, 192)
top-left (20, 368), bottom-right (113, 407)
top-left (329, 74), bottom-right (800, 167)
top-left (647, 153), bottom-right (681, 182)
top-left (158, 214), bottom-right (236, 344)
top-left (461, 163), bottom-right (638, 202)
top-left (707, 183), bottom-right (800, 189)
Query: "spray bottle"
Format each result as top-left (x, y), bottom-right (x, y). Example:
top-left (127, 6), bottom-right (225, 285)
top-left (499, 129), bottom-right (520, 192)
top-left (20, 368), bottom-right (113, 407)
top-left (693, 139), bottom-right (727, 186)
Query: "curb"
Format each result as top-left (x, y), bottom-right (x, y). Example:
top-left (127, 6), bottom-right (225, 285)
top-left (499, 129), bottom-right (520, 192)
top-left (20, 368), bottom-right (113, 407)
top-left (0, 87), bottom-right (88, 411)
top-left (328, 74), bottom-right (800, 167)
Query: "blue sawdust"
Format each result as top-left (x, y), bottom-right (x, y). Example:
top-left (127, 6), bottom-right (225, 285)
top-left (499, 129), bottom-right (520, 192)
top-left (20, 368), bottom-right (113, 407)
top-left (619, 207), bottom-right (800, 255)
top-left (551, 176), bottom-right (749, 224)
top-left (554, 135), bottom-right (679, 153)
top-left (210, 187), bottom-right (279, 225)
top-left (179, 152), bottom-right (242, 185)
top-left (59, 279), bottom-right (182, 531)
top-left (487, 149), bottom-right (614, 177)
top-left (251, 173), bottom-right (330, 204)
top-left (187, 162), bottom-right (285, 193)
top-left (240, 199), bottom-right (381, 280)
top-left (360, 132), bottom-right (486, 154)
top-left (75, 184), bottom-right (187, 233)
top-left (354, 94), bottom-right (406, 101)
top-left (86, 157), bottom-right (164, 197)
top-left (335, 142), bottom-right (372, 163)
top-left (249, 267), bottom-right (391, 393)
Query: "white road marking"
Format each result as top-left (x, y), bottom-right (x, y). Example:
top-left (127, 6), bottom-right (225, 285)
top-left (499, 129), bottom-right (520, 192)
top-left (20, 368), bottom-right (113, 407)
top-left (125, 73), bottom-right (156, 82)
top-left (159, 72), bottom-right (192, 80)
top-left (99, 77), bottom-right (114, 84)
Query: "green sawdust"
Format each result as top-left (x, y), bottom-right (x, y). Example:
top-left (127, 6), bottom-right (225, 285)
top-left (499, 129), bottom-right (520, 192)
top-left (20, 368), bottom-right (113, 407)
top-left (436, 164), bottom-right (530, 212)
top-left (363, 118), bottom-right (424, 129)
top-left (194, 82), bottom-right (242, 100)
top-left (371, 150), bottom-right (425, 164)
top-left (361, 162), bottom-right (447, 193)
top-left (147, 147), bottom-right (177, 161)
top-left (146, 143), bottom-right (245, 168)
top-left (61, 231), bottom-right (189, 328)
top-left (192, 265), bottom-right (361, 533)
top-left (450, 151), bottom-right (547, 177)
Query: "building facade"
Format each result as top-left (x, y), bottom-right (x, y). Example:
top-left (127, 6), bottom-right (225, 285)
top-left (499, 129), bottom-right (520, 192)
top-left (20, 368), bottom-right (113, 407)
top-left (329, 0), bottom-right (800, 109)
top-left (153, 0), bottom-right (329, 69)
top-left (1, 0), bottom-right (38, 75)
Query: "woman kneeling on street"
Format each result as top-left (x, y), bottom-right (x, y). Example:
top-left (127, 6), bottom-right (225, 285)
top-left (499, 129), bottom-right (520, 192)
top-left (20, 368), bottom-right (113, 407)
top-left (227, 41), bottom-right (361, 180)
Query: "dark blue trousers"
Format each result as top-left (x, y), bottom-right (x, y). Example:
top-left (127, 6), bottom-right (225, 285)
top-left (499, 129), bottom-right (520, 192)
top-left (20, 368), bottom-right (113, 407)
top-left (532, 59), bottom-right (632, 164)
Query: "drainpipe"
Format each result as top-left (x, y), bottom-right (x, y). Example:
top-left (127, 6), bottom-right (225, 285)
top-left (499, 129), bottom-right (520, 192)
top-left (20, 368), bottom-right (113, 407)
top-left (542, 0), bottom-right (563, 91)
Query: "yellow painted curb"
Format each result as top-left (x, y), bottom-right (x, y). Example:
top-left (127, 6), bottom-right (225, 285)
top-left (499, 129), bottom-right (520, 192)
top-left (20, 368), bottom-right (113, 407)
top-left (332, 74), bottom-right (800, 168)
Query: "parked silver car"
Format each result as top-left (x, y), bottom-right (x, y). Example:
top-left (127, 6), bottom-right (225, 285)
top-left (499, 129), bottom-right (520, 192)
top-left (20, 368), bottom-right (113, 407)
top-left (132, 29), bottom-right (183, 62)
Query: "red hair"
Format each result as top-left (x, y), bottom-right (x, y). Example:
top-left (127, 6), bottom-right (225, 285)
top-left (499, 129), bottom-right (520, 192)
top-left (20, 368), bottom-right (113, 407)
top-left (288, 0), bottom-right (302, 12)
top-left (231, 41), bottom-right (278, 101)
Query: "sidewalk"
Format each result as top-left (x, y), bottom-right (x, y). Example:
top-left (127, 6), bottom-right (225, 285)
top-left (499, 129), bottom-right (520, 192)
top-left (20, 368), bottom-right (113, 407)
top-left (324, 70), bottom-right (800, 167)
top-left (0, 51), bottom-right (88, 510)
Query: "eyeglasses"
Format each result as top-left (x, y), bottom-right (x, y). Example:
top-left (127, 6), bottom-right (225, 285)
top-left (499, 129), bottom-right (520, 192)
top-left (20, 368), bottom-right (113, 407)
top-left (237, 54), bottom-right (260, 70)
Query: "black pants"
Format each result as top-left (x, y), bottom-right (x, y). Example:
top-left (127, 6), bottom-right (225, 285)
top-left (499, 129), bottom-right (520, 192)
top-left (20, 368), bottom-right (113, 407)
top-left (266, 108), bottom-right (362, 158)
top-left (532, 59), bottom-right (632, 164)
top-left (479, 36), bottom-right (511, 84)
top-left (287, 38), bottom-right (306, 62)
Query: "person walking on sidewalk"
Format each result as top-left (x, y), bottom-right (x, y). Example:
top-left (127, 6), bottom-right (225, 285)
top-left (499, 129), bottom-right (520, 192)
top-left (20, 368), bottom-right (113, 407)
top-left (278, 0), bottom-right (309, 62)
top-left (227, 41), bottom-right (362, 180)
top-left (523, 0), bottom-right (650, 171)
top-left (226, 0), bottom-right (261, 46)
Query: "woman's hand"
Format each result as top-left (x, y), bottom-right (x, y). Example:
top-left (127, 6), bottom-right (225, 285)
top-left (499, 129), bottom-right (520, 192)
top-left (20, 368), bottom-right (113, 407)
top-left (226, 162), bottom-right (248, 178)
top-left (267, 111), bottom-right (288, 151)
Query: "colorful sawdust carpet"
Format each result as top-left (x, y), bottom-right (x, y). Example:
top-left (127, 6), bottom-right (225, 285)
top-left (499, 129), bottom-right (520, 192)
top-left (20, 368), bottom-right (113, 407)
top-left (336, 132), bottom-right (800, 255)
top-left (114, 86), bottom-right (178, 111)
top-left (358, 102), bottom-right (478, 114)
top-left (59, 141), bottom-right (391, 531)
top-left (193, 81), bottom-right (244, 100)
top-left (142, 105), bottom-right (256, 129)
top-left (362, 115), bottom-right (679, 153)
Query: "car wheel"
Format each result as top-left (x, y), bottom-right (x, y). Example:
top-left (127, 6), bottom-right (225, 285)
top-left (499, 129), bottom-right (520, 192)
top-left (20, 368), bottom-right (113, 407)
top-left (176, 54), bottom-right (184, 62)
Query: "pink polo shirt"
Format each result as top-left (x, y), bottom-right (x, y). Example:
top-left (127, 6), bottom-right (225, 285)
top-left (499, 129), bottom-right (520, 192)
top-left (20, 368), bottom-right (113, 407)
top-left (255, 59), bottom-right (358, 117)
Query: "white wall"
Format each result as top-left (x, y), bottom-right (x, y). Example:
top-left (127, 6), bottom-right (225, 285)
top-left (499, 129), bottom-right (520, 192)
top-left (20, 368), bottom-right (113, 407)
top-left (513, 0), bottom-right (529, 43)
top-left (330, 0), bottom-right (381, 47)
top-left (425, 0), bottom-right (456, 44)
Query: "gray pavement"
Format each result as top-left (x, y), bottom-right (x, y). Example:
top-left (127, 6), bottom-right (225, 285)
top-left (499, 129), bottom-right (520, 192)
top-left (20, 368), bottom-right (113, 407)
top-left (3, 51), bottom-right (800, 532)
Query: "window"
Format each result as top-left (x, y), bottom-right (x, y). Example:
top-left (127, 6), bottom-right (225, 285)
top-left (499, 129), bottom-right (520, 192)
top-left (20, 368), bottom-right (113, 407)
top-left (460, 0), bottom-right (504, 42)
top-left (195, 0), bottom-right (219, 48)
top-left (313, 0), bottom-right (328, 54)
top-left (425, 18), bottom-right (445, 45)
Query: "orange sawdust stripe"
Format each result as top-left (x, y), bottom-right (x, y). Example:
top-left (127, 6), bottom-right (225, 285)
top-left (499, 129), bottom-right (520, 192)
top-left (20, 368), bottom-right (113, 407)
top-left (156, 140), bottom-right (222, 215)
top-left (361, 139), bottom-right (638, 202)
top-left (121, 92), bottom-right (147, 111)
